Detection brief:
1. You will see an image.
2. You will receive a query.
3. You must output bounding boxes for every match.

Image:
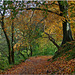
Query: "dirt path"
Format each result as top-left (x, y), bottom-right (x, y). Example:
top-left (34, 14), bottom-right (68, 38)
top-left (2, 56), bottom-right (52, 74)
top-left (1, 55), bottom-right (75, 74)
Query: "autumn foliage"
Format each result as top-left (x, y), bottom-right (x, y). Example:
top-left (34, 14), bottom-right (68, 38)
top-left (0, 1), bottom-right (75, 74)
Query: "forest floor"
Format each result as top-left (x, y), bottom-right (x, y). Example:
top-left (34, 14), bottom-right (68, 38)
top-left (0, 55), bottom-right (75, 74)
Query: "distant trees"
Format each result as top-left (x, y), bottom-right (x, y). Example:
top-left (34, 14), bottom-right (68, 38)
top-left (13, 10), bottom-right (44, 57)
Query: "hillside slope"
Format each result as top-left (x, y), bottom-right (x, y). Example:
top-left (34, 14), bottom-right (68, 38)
top-left (47, 41), bottom-right (75, 74)
top-left (53, 41), bottom-right (75, 61)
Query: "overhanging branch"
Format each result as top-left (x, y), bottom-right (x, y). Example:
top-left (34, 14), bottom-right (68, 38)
top-left (26, 8), bottom-right (61, 16)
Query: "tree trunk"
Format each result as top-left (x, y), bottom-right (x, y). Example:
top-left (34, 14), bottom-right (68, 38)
top-left (30, 46), bottom-right (32, 56)
top-left (1, 14), bottom-right (12, 64)
top-left (58, 1), bottom-right (73, 45)
top-left (62, 20), bottom-right (73, 44)
top-left (11, 21), bottom-right (14, 64)
top-left (26, 47), bottom-right (30, 57)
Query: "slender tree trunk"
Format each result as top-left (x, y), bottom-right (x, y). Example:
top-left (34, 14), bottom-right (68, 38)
top-left (0, 1), bottom-right (12, 64)
top-left (30, 45), bottom-right (32, 56)
top-left (1, 14), bottom-right (12, 64)
top-left (58, 1), bottom-right (73, 45)
top-left (26, 47), bottom-right (29, 57)
top-left (11, 21), bottom-right (14, 64)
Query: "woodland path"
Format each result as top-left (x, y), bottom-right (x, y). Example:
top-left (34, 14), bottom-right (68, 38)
top-left (1, 55), bottom-right (75, 74)
top-left (2, 56), bottom-right (53, 74)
